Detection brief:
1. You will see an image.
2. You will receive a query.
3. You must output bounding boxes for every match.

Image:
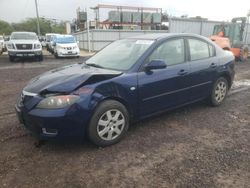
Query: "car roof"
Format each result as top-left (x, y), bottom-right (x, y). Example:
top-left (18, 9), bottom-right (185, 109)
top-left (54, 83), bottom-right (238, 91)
top-left (129, 33), bottom-right (209, 41)
top-left (56, 35), bottom-right (73, 38)
top-left (11, 32), bottom-right (37, 35)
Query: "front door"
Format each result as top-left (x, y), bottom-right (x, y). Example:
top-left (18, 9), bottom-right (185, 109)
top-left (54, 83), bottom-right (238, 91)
top-left (138, 38), bottom-right (191, 117)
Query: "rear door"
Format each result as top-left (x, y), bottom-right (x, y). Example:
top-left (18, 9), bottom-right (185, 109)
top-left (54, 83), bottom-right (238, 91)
top-left (137, 38), bottom-right (192, 117)
top-left (187, 38), bottom-right (218, 101)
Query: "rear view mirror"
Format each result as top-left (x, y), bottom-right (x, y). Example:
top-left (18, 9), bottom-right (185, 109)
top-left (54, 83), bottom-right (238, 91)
top-left (144, 59), bottom-right (167, 71)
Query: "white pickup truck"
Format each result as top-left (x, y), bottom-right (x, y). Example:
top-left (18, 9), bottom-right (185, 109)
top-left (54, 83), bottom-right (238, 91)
top-left (7, 32), bottom-right (43, 62)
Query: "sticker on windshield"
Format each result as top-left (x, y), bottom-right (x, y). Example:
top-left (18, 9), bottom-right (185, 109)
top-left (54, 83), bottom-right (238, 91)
top-left (135, 40), bottom-right (154, 45)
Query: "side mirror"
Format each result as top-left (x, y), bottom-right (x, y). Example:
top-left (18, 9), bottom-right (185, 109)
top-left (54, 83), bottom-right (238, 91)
top-left (144, 59), bottom-right (167, 71)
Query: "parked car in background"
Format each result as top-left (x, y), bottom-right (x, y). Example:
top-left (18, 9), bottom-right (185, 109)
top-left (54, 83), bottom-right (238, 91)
top-left (0, 35), bottom-right (6, 53)
top-left (0, 41), bottom-right (3, 55)
top-left (15, 33), bottom-right (235, 146)
top-left (7, 32), bottom-right (43, 62)
top-left (39, 36), bottom-right (46, 48)
top-left (53, 35), bottom-right (80, 58)
top-left (45, 33), bottom-right (60, 53)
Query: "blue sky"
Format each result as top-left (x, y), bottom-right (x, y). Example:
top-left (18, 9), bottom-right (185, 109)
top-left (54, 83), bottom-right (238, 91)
top-left (0, 0), bottom-right (249, 23)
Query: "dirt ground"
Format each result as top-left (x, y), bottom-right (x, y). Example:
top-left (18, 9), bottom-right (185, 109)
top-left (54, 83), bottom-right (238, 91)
top-left (0, 53), bottom-right (250, 188)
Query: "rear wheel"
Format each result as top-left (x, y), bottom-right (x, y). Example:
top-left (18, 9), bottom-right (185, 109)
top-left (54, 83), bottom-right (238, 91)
top-left (239, 46), bottom-right (249, 62)
top-left (88, 100), bottom-right (129, 147)
top-left (209, 77), bottom-right (228, 106)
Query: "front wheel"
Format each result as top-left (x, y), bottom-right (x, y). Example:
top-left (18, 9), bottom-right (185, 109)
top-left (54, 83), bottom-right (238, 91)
top-left (37, 55), bottom-right (43, 61)
top-left (54, 52), bottom-right (59, 59)
top-left (88, 100), bottom-right (129, 147)
top-left (209, 77), bottom-right (228, 106)
top-left (9, 56), bottom-right (15, 62)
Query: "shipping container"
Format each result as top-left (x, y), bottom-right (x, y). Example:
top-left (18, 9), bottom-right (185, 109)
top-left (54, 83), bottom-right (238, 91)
top-left (142, 13), bottom-right (151, 23)
top-left (109, 11), bottom-right (121, 22)
top-left (132, 12), bottom-right (141, 23)
top-left (78, 12), bottom-right (87, 22)
top-left (122, 12), bottom-right (132, 23)
top-left (152, 13), bottom-right (161, 23)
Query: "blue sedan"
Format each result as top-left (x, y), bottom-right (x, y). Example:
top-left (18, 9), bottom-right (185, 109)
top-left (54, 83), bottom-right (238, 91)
top-left (15, 33), bottom-right (235, 146)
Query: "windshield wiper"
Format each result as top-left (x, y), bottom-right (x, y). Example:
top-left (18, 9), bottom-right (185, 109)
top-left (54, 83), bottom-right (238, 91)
top-left (86, 63), bottom-right (104, 69)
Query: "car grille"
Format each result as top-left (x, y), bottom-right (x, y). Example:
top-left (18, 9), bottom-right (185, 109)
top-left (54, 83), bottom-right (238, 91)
top-left (16, 44), bottom-right (33, 50)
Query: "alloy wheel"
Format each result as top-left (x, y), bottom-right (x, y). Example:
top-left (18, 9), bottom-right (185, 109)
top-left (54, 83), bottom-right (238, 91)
top-left (214, 81), bottom-right (227, 103)
top-left (97, 109), bottom-right (125, 141)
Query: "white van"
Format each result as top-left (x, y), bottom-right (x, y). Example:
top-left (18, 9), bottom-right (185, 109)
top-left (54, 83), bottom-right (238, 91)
top-left (45, 33), bottom-right (60, 53)
top-left (53, 35), bottom-right (80, 58)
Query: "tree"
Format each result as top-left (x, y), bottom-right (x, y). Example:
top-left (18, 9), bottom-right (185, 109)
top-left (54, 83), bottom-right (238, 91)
top-left (11, 18), bottom-right (66, 35)
top-left (0, 20), bottom-right (14, 35)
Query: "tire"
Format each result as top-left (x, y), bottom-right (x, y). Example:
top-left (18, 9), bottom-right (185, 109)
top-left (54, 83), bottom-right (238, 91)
top-left (209, 77), bottom-right (228, 106)
top-left (38, 55), bottom-right (43, 61)
top-left (9, 56), bottom-right (15, 62)
top-left (88, 100), bottom-right (129, 147)
top-left (239, 46), bottom-right (249, 62)
top-left (54, 53), bottom-right (59, 59)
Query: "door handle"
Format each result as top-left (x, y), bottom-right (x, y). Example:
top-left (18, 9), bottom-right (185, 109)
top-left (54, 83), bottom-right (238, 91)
top-left (210, 63), bottom-right (217, 68)
top-left (178, 69), bottom-right (188, 76)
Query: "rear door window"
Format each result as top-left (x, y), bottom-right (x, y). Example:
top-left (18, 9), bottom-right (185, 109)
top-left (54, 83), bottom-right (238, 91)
top-left (188, 39), bottom-right (210, 61)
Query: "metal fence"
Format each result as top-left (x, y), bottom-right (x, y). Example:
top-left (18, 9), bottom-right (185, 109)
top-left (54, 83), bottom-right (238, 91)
top-left (169, 17), bottom-right (250, 45)
top-left (74, 18), bottom-right (250, 51)
top-left (74, 29), bottom-right (167, 51)
top-left (168, 17), bottom-right (225, 37)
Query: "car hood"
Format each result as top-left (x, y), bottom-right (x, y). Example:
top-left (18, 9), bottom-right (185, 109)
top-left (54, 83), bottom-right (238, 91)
top-left (57, 43), bottom-right (77, 48)
top-left (9, 40), bottom-right (40, 44)
top-left (24, 63), bottom-right (122, 95)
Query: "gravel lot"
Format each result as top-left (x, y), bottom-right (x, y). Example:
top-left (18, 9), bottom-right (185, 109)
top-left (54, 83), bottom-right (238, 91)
top-left (0, 53), bottom-right (250, 188)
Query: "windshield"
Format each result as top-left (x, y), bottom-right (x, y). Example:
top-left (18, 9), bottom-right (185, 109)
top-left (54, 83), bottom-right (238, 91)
top-left (11, 33), bottom-right (38, 40)
top-left (86, 39), bottom-right (154, 71)
top-left (55, 36), bottom-right (76, 44)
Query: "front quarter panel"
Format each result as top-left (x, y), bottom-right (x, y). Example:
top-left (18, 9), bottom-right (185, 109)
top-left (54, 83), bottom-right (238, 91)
top-left (87, 73), bottom-right (138, 120)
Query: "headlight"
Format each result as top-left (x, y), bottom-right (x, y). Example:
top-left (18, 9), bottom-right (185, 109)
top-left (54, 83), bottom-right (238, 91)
top-left (57, 46), bottom-right (64, 50)
top-left (34, 43), bottom-right (41, 49)
top-left (37, 95), bottom-right (80, 109)
top-left (7, 43), bottom-right (15, 49)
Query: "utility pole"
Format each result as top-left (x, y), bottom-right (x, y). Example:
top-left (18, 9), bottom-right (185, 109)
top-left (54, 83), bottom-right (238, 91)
top-left (35, 0), bottom-right (41, 36)
top-left (86, 8), bottom-right (91, 52)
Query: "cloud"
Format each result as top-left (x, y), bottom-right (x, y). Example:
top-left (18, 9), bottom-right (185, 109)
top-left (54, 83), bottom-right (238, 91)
top-left (0, 0), bottom-right (249, 23)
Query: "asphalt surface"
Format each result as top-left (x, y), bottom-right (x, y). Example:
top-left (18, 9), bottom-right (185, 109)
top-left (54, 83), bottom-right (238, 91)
top-left (0, 53), bottom-right (250, 188)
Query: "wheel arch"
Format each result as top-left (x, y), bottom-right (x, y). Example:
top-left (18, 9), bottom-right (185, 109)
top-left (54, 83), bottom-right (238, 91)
top-left (218, 72), bottom-right (232, 88)
top-left (92, 96), bottom-right (134, 121)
